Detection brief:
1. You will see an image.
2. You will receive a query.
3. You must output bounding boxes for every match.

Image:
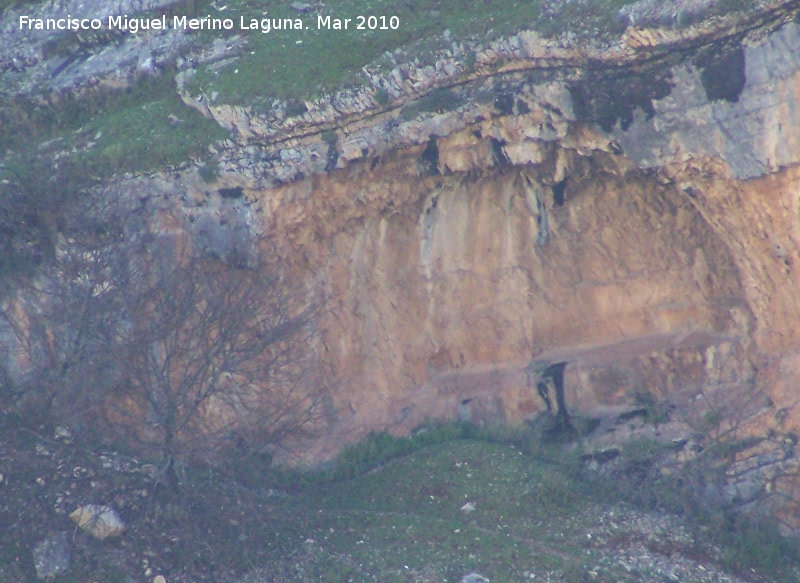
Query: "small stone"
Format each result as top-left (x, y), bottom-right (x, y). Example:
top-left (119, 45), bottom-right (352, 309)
top-left (54, 426), bottom-right (72, 441)
top-left (290, 2), bottom-right (311, 12)
top-left (461, 574), bottom-right (489, 583)
top-left (139, 464), bottom-right (158, 478)
top-left (33, 532), bottom-right (70, 580)
top-left (70, 504), bottom-right (125, 539)
top-left (460, 501), bottom-right (476, 513)
top-left (153, 576), bottom-right (167, 583)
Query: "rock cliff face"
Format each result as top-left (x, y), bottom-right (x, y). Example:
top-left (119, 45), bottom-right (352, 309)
top-left (266, 139), bottom-right (751, 447)
top-left (214, 4), bottom-right (800, 466)
top-left (4, 0), bottom-right (800, 520)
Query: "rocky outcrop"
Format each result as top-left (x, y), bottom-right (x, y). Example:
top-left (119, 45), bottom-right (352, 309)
top-left (1, 0), bottom-right (179, 90)
top-left (0, 0), bottom-right (250, 95)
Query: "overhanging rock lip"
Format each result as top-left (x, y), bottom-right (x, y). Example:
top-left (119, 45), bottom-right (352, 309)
top-left (529, 329), bottom-right (742, 369)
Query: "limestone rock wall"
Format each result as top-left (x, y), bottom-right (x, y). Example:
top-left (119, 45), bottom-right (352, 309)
top-left (251, 131), bottom-right (750, 457)
top-left (224, 8), bottom-right (800, 456)
top-left (194, 5), bottom-right (800, 466)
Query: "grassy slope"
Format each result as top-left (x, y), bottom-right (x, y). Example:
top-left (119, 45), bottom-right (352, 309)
top-left (282, 441), bottom-right (591, 582)
top-left (0, 435), bottom-right (742, 582)
top-left (1, 407), bottom-right (798, 582)
top-left (184, 0), bottom-right (554, 106)
top-left (245, 436), bottom-right (799, 583)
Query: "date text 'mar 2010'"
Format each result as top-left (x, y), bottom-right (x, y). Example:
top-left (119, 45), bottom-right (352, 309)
top-left (318, 14), bottom-right (399, 30)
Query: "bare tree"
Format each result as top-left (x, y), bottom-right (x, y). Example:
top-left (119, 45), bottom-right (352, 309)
top-left (0, 191), bottom-right (126, 417)
top-left (10, 188), bottom-right (325, 483)
top-left (109, 246), bottom-right (323, 474)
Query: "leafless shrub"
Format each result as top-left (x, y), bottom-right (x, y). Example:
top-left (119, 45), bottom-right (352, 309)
top-left (11, 191), bottom-right (326, 485)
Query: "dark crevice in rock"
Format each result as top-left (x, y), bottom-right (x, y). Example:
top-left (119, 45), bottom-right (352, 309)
top-left (581, 448), bottom-right (621, 464)
top-left (326, 143), bottom-right (340, 172)
top-left (697, 43), bottom-right (746, 103)
top-left (490, 137), bottom-right (511, 166)
top-left (218, 187), bottom-right (243, 199)
top-left (617, 407), bottom-right (649, 422)
top-left (420, 135), bottom-right (440, 175)
top-left (552, 177), bottom-right (567, 207)
top-left (493, 93), bottom-right (515, 116)
top-left (536, 201), bottom-right (549, 246)
top-left (569, 70), bottom-right (674, 132)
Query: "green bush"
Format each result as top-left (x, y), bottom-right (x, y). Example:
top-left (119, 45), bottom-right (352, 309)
top-left (374, 87), bottom-right (392, 107)
top-left (268, 421), bottom-right (473, 489)
top-left (320, 129), bottom-right (338, 146)
top-left (464, 50), bottom-right (477, 73)
top-left (418, 88), bottom-right (460, 114)
top-left (719, 515), bottom-right (800, 578)
top-left (400, 88), bottom-right (461, 120)
top-left (399, 102), bottom-right (421, 121)
top-left (702, 410), bottom-right (723, 430)
top-left (331, 421), bottom-right (472, 480)
top-left (198, 161), bottom-right (220, 183)
top-left (621, 437), bottom-right (667, 462)
top-left (284, 99), bottom-right (309, 118)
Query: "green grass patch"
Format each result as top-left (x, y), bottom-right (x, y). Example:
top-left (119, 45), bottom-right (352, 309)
top-left (0, 74), bottom-right (228, 183)
top-left (84, 78), bottom-right (229, 174)
top-left (184, 0), bottom-right (548, 107)
top-left (262, 439), bottom-right (599, 582)
top-left (262, 419), bottom-right (800, 582)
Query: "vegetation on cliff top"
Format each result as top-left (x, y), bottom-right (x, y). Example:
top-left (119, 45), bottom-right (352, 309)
top-left (0, 0), bottom-right (772, 183)
top-left (1, 0), bottom-right (646, 181)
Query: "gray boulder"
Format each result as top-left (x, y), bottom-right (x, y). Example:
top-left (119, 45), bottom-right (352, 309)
top-left (33, 532), bottom-right (70, 580)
